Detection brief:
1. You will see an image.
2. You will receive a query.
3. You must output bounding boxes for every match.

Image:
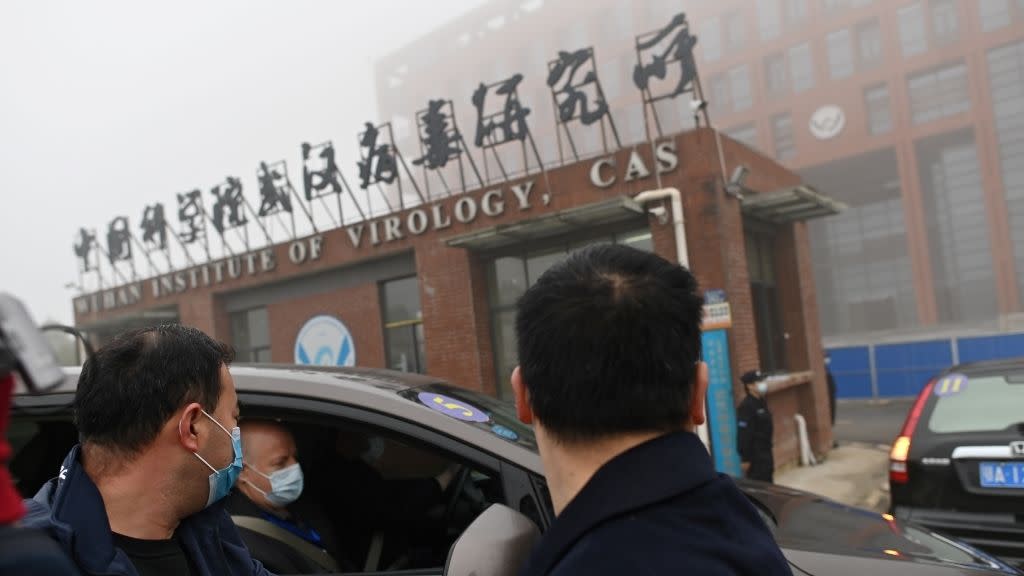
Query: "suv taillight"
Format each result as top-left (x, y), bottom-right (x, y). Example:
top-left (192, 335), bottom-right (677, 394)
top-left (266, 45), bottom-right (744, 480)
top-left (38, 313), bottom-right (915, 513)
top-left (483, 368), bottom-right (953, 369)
top-left (890, 378), bottom-right (936, 485)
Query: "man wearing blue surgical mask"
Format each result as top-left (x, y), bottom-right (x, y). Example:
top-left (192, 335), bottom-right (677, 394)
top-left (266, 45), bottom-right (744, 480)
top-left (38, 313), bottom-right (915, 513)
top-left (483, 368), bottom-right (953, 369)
top-left (228, 420), bottom-right (343, 574)
top-left (21, 325), bottom-right (269, 576)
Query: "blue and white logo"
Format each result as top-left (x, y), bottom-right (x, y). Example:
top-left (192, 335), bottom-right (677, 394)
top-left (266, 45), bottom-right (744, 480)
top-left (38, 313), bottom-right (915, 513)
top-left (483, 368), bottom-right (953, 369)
top-left (294, 315), bottom-right (356, 367)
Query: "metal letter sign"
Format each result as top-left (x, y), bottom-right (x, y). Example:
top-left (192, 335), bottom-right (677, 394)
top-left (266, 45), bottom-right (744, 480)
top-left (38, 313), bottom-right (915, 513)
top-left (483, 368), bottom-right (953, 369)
top-left (633, 13), bottom-right (699, 101)
top-left (73, 228), bottom-right (97, 272)
top-left (472, 74), bottom-right (531, 148)
top-left (547, 48), bottom-right (609, 126)
top-left (177, 190), bottom-right (206, 244)
top-left (140, 204), bottom-right (167, 251)
top-left (257, 161), bottom-right (293, 217)
top-left (302, 142), bottom-right (343, 200)
top-left (357, 122), bottom-right (399, 189)
top-left (210, 177), bottom-right (248, 234)
top-left (413, 100), bottom-right (462, 170)
top-left (106, 217), bottom-right (133, 264)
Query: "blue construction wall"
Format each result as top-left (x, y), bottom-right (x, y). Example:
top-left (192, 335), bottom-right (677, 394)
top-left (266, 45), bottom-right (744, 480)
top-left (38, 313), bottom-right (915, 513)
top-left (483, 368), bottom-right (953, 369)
top-left (827, 332), bottom-right (1024, 399)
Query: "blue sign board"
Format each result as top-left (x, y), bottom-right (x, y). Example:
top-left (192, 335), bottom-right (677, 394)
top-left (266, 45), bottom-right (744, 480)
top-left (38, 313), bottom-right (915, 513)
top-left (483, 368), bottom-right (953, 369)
top-left (702, 329), bottom-right (741, 477)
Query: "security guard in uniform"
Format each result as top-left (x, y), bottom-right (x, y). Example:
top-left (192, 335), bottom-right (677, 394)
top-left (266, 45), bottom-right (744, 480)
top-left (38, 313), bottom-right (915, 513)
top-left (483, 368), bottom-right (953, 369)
top-left (737, 370), bottom-right (775, 483)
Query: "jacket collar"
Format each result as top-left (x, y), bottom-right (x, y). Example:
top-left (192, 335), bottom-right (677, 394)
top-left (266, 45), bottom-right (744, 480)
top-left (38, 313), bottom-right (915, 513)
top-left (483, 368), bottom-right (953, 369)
top-left (524, 431), bottom-right (716, 575)
top-left (24, 444), bottom-right (228, 576)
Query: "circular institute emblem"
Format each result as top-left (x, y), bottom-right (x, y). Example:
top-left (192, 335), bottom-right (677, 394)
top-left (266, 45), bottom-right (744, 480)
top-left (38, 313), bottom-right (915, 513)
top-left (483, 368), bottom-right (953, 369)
top-left (294, 315), bottom-right (356, 367)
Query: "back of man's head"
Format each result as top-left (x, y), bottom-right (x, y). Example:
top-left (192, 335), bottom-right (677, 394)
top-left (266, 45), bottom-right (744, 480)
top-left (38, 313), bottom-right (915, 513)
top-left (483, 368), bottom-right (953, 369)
top-left (74, 324), bottom-right (234, 456)
top-left (515, 244), bottom-right (703, 442)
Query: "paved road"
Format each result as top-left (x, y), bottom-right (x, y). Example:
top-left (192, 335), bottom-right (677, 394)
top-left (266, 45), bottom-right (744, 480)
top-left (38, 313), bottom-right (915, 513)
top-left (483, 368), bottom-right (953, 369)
top-left (833, 398), bottom-right (915, 447)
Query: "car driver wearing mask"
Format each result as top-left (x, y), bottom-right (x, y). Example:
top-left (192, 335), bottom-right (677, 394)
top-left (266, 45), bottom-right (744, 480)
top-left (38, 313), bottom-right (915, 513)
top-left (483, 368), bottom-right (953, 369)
top-left (227, 420), bottom-right (347, 575)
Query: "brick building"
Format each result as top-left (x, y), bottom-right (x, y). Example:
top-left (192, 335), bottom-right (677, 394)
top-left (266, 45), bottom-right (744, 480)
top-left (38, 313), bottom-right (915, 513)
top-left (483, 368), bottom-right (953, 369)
top-left (72, 127), bottom-right (838, 470)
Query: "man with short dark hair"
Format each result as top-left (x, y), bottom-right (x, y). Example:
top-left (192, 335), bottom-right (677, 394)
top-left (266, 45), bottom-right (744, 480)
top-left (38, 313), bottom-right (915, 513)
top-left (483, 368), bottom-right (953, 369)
top-left (512, 245), bottom-right (792, 576)
top-left (22, 324), bottom-right (270, 576)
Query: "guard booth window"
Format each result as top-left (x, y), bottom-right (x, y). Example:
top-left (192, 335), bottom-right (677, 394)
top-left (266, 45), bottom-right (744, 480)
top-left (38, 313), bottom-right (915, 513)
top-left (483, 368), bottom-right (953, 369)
top-left (231, 307), bottom-right (271, 362)
top-left (488, 230), bottom-right (653, 399)
top-left (746, 231), bottom-right (786, 372)
top-left (381, 276), bottom-right (426, 374)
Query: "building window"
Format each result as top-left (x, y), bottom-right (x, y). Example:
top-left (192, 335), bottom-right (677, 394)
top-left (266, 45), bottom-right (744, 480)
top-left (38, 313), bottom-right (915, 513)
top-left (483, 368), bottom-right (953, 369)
top-left (726, 124), bottom-right (758, 149)
top-left (907, 62), bottom-right (970, 124)
top-left (857, 19), bottom-right (883, 69)
top-left (700, 16), bottom-right (722, 61)
top-left (898, 3), bottom-right (927, 56)
top-left (729, 65), bottom-right (753, 111)
top-left (758, 0), bottom-right (782, 39)
top-left (765, 52), bottom-right (788, 98)
top-left (931, 0), bottom-right (958, 45)
top-left (487, 231), bottom-right (653, 399)
top-left (918, 134), bottom-right (997, 323)
top-left (231, 308), bottom-right (271, 362)
top-left (789, 42), bottom-right (815, 93)
top-left (381, 276), bottom-right (425, 374)
top-left (709, 74), bottom-right (730, 114)
top-left (988, 40), bottom-right (1024, 303)
top-left (772, 113), bottom-right (796, 161)
top-left (746, 231), bottom-right (786, 372)
top-left (784, 0), bottom-right (808, 25)
top-left (725, 11), bottom-right (745, 54)
top-left (827, 29), bottom-right (854, 79)
top-left (865, 84), bottom-right (892, 134)
top-left (979, 0), bottom-right (1011, 32)
top-left (809, 150), bottom-right (917, 335)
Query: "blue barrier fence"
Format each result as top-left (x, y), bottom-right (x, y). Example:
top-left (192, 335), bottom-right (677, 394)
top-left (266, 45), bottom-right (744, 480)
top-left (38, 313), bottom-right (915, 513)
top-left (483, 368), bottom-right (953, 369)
top-left (827, 332), bottom-right (1024, 399)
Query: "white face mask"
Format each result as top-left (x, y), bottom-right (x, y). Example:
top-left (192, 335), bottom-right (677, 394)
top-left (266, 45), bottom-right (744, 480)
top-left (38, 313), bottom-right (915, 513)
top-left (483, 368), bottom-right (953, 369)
top-left (756, 381), bottom-right (769, 396)
top-left (244, 462), bottom-right (304, 507)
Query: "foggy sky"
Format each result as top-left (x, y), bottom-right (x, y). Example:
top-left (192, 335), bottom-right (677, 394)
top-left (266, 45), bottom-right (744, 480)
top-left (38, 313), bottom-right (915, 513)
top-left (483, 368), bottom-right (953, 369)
top-left (0, 0), bottom-right (485, 325)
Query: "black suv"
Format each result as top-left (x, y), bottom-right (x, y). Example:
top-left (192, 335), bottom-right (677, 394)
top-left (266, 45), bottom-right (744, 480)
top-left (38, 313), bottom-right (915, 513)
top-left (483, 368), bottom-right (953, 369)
top-left (889, 358), bottom-right (1024, 567)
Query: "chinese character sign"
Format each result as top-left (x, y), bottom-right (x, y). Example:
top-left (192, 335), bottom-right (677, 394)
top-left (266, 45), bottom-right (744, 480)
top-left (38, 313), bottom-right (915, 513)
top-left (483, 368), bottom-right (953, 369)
top-left (210, 177), bottom-right (248, 234)
top-left (257, 161), bottom-right (292, 217)
top-left (177, 189), bottom-right (206, 244)
top-left (106, 217), bottom-right (132, 264)
top-left (73, 228), bottom-right (96, 271)
top-left (140, 203), bottom-right (168, 251)
top-left (302, 142), bottom-right (343, 200)
top-left (472, 74), bottom-right (531, 147)
top-left (547, 48), bottom-right (608, 125)
top-left (633, 13), bottom-right (699, 101)
top-left (357, 122), bottom-right (399, 189)
top-left (413, 100), bottom-right (462, 170)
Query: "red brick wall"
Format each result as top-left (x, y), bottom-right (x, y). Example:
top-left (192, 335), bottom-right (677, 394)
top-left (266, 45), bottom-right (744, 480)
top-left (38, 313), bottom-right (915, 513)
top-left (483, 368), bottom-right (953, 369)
top-left (266, 283), bottom-right (385, 369)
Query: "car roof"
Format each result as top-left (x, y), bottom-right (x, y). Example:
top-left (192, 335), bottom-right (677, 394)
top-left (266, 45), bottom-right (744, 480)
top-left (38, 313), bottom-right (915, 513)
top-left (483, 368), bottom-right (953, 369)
top-left (948, 356), bottom-right (1024, 377)
top-left (21, 364), bottom-right (543, 474)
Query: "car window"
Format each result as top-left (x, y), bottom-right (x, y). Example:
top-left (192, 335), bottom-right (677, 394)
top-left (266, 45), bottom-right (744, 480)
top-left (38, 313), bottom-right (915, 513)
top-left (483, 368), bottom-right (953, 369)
top-left (927, 374), bottom-right (1024, 434)
top-left (8, 416), bottom-right (78, 497)
top-left (239, 408), bottom-right (506, 575)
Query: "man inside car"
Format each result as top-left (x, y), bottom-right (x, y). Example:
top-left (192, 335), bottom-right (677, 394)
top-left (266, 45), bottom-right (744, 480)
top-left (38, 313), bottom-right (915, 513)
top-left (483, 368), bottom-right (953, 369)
top-left (21, 324), bottom-right (270, 576)
top-left (228, 419), bottom-right (343, 574)
top-left (511, 245), bottom-right (792, 575)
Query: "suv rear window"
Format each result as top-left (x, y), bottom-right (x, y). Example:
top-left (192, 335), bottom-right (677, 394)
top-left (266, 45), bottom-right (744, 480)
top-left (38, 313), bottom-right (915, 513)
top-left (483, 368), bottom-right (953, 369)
top-left (927, 374), bottom-right (1024, 434)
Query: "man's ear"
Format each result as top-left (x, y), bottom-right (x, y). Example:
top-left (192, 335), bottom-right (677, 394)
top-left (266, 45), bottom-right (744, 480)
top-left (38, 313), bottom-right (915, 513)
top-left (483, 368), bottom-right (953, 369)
top-left (689, 362), bottom-right (709, 427)
top-left (511, 366), bottom-right (533, 425)
top-left (177, 402), bottom-right (204, 453)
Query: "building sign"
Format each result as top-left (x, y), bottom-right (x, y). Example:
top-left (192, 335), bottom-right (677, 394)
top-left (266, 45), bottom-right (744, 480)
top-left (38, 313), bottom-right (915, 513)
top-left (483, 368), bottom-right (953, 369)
top-left (294, 314), bottom-right (356, 367)
top-left (703, 288), bottom-right (733, 331)
top-left (588, 141), bottom-right (679, 188)
top-left (809, 105), bottom-right (845, 140)
top-left (702, 329), bottom-right (741, 477)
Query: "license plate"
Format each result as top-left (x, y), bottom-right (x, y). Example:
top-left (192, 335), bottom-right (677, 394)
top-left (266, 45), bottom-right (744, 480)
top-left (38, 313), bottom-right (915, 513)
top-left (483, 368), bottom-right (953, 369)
top-left (979, 461), bottom-right (1024, 488)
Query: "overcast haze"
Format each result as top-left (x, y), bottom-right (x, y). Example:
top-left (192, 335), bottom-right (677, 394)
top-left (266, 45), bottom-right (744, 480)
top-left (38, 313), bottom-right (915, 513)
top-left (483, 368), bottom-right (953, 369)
top-left (0, 0), bottom-right (485, 325)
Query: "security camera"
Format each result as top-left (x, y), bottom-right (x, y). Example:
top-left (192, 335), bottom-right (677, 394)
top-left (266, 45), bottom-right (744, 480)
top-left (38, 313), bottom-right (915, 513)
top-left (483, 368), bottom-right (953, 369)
top-left (689, 99), bottom-right (707, 112)
top-left (729, 165), bottom-right (749, 189)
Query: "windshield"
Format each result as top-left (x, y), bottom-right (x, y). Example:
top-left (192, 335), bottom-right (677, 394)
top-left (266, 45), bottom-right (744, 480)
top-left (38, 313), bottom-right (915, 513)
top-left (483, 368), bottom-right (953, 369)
top-left (927, 373), bottom-right (1024, 434)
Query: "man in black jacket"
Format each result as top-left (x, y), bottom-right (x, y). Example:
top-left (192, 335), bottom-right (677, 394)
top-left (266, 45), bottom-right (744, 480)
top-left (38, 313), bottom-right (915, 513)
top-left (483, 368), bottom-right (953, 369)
top-left (737, 370), bottom-right (776, 483)
top-left (511, 245), bottom-right (792, 576)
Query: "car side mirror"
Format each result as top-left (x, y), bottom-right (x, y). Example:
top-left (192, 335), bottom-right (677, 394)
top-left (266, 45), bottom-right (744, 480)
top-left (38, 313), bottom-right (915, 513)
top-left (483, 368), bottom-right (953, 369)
top-left (443, 504), bottom-right (540, 576)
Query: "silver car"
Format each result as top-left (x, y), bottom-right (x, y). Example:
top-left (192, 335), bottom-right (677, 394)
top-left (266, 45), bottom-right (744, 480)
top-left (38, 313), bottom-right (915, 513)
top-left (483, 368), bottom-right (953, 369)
top-left (10, 365), bottom-right (1022, 576)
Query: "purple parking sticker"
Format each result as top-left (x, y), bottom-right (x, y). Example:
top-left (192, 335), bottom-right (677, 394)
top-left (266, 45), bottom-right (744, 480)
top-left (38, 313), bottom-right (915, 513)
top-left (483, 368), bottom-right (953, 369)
top-left (417, 392), bottom-right (490, 423)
